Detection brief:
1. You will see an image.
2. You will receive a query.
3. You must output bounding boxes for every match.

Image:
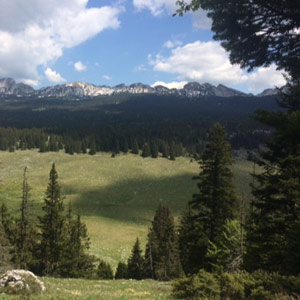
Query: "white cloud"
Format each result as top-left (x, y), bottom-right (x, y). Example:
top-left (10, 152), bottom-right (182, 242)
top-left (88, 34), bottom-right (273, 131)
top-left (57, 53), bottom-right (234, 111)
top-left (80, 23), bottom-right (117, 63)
top-left (0, 0), bottom-right (122, 83)
top-left (21, 79), bottom-right (40, 87)
top-left (102, 75), bottom-right (112, 80)
top-left (149, 41), bottom-right (286, 92)
top-left (74, 61), bottom-right (87, 72)
top-left (151, 81), bottom-right (187, 89)
top-left (246, 65), bottom-right (286, 93)
top-left (133, 64), bottom-right (147, 72)
top-left (163, 39), bottom-right (182, 48)
top-left (133, 0), bottom-right (211, 29)
top-left (133, 0), bottom-right (177, 16)
top-left (44, 68), bottom-right (66, 83)
top-left (149, 41), bottom-right (246, 85)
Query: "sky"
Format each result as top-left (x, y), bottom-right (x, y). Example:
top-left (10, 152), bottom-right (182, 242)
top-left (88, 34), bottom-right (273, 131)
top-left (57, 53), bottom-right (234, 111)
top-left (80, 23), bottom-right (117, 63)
top-left (0, 0), bottom-right (286, 94)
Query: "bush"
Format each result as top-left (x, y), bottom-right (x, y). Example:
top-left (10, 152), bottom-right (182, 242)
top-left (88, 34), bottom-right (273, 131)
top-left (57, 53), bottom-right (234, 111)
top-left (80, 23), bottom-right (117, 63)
top-left (172, 270), bottom-right (300, 300)
top-left (172, 269), bottom-right (220, 300)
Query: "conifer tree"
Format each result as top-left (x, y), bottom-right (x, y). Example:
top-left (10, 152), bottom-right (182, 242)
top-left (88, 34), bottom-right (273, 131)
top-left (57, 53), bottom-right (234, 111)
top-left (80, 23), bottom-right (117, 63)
top-left (131, 139), bottom-right (139, 155)
top-left (38, 163), bottom-right (66, 275)
top-left (97, 260), bottom-right (114, 279)
top-left (122, 138), bottom-right (129, 153)
top-left (0, 209), bottom-right (13, 273)
top-left (245, 82), bottom-right (300, 274)
top-left (150, 140), bottom-right (159, 158)
top-left (206, 219), bottom-right (244, 273)
top-left (169, 142), bottom-right (176, 161)
top-left (15, 167), bottom-right (37, 269)
top-left (1, 203), bottom-right (15, 244)
top-left (141, 143), bottom-right (151, 158)
top-left (89, 140), bottom-right (96, 155)
top-left (161, 141), bottom-right (169, 158)
top-left (127, 238), bottom-right (144, 280)
top-left (114, 139), bottom-right (120, 154)
top-left (59, 202), bottom-right (95, 277)
top-left (144, 205), bottom-right (182, 280)
top-left (179, 123), bottom-right (238, 273)
top-left (115, 262), bottom-right (128, 279)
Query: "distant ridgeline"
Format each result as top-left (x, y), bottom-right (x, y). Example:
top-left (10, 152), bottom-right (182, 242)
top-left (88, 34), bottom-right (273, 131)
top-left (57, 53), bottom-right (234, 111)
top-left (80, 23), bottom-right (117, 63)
top-left (0, 78), bottom-right (281, 157)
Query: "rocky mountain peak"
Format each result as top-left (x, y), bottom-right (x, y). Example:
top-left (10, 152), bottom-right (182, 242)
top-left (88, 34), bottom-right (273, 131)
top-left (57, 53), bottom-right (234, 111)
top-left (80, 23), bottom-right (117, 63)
top-left (0, 77), bottom-right (277, 99)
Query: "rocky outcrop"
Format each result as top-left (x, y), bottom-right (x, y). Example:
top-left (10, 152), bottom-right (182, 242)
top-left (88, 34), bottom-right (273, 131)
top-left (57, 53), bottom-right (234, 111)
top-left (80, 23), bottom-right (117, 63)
top-left (0, 270), bottom-right (46, 294)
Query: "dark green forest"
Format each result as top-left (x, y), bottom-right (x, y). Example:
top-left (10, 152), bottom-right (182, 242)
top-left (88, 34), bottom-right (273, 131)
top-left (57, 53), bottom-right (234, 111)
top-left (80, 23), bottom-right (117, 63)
top-left (0, 94), bottom-right (278, 157)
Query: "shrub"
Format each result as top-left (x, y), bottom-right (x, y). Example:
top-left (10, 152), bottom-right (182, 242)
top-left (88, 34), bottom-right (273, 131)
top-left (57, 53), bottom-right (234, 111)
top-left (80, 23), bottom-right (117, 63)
top-left (172, 269), bottom-right (220, 300)
top-left (172, 270), bottom-right (300, 300)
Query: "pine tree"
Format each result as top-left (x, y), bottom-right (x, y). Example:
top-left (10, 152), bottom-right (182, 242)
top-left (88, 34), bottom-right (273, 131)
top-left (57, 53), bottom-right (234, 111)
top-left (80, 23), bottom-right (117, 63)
top-left (127, 238), bottom-right (144, 280)
top-left (38, 163), bottom-right (66, 275)
top-left (161, 141), bottom-right (169, 158)
top-left (97, 260), bottom-right (114, 279)
top-left (1, 203), bottom-right (14, 244)
top-left (144, 205), bottom-right (182, 280)
top-left (206, 219), bottom-right (244, 273)
top-left (0, 210), bottom-right (13, 273)
top-left (59, 203), bottom-right (96, 277)
top-left (179, 123), bottom-right (238, 273)
top-left (131, 139), bottom-right (139, 155)
top-left (245, 82), bottom-right (300, 274)
top-left (169, 142), bottom-right (176, 161)
top-left (141, 143), bottom-right (151, 158)
top-left (15, 167), bottom-right (37, 269)
top-left (115, 262), bottom-right (128, 279)
top-left (89, 140), bottom-right (96, 155)
top-left (178, 205), bottom-right (203, 275)
top-left (150, 140), bottom-right (159, 158)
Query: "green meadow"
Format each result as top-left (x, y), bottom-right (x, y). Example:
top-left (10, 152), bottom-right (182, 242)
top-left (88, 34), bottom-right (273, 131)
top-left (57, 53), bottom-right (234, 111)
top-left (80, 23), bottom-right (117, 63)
top-left (0, 150), bottom-right (253, 268)
top-left (0, 278), bottom-right (172, 300)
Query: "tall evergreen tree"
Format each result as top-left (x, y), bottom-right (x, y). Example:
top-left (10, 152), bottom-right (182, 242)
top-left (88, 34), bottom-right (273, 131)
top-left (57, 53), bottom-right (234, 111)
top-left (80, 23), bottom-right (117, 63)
top-left (131, 139), bottom-right (139, 155)
top-left (127, 238), bottom-right (144, 280)
top-left (0, 208), bottom-right (13, 273)
top-left (169, 142), bottom-right (176, 161)
top-left (141, 143), bottom-right (151, 158)
top-left (179, 123), bottom-right (238, 273)
top-left (245, 82), bottom-right (300, 274)
top-left (144, 205), bottom-right (182, 280)
top-left (38, 163), bottom-right (66, 275)
top-left (59, 202), bottom-right (95, 277)
top-left (150, 140), bottom-right (159, 158)
top-left (15, 167), bottom-right (37, 269)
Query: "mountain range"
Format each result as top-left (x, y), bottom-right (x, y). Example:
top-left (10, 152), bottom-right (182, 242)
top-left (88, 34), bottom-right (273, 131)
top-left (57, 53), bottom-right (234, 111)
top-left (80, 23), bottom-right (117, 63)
top-left (0, 77), bottom-right (277, 99)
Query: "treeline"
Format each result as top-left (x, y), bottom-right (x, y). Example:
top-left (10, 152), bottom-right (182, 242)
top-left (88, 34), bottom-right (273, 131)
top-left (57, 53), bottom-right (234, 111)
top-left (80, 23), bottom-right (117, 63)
top-left (0, 94), bottom-right (277, 156)
top-left (0, 126), bottom-right (185, 160)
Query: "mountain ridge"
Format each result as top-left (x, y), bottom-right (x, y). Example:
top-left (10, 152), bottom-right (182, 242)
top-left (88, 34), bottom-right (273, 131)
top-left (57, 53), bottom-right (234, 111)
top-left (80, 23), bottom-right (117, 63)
top-left (0, 77), bottom-right (278, 99)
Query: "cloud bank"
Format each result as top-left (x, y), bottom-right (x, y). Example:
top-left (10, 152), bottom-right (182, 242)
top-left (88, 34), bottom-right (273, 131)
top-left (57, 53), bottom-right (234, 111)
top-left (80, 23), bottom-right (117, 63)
top-left (149, 41), bottom-right (286, 93)
top-left (0, 0), bottom-right (122, 84)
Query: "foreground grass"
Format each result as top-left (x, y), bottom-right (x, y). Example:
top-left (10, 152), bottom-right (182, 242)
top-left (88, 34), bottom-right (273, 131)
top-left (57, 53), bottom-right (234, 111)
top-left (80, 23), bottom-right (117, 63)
top-left (0, 278), bottom-right (172, 300)
top-left (0, 150), bottom-right (253, 267)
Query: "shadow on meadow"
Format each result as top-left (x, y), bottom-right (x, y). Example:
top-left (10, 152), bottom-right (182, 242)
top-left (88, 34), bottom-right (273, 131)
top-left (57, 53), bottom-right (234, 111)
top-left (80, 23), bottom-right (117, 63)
top-left (65, 173), bottom-right (198, 225)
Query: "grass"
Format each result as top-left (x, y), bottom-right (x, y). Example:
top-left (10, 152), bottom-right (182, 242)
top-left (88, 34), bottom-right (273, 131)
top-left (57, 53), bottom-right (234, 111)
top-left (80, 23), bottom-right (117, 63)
top-left (0, 150), bottom-right (254, 267)
top-left (0, 278), bottom-right (173, 300)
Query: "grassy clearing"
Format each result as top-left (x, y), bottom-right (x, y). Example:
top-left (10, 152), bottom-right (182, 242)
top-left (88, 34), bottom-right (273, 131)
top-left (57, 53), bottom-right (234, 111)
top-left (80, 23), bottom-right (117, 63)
top-left (0, 150), bottom-right (253, 268)
top-left (0, 278), bottom-right (172, 300)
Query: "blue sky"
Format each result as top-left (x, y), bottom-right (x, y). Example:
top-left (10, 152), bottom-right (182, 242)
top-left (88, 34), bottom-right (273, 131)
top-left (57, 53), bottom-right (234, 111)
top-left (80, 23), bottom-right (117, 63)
top-left (0, 0), bottom-right (286, 93)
